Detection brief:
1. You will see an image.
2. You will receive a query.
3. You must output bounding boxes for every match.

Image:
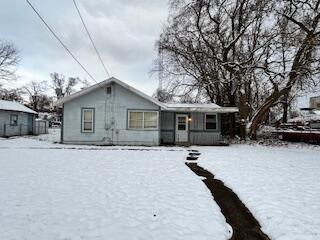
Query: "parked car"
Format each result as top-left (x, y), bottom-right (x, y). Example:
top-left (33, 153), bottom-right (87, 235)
top-left (50, 121), bottom-right (61, 128)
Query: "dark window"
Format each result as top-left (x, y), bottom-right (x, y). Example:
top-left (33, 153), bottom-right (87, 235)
top-left (106, 86), bottom-right (112, 94)
top-left (10, 114), bottom-right (18, 126)
top-left (177, 116), bottom-right (186, 130)
top-left (205, 114), bottom-right (217, 130)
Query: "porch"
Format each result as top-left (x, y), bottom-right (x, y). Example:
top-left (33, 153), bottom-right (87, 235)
top-left (160, 111), bottom-right (223, 145)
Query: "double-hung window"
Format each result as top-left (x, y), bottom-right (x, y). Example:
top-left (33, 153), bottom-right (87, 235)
top-left (82, 108), bottom-right (94, 133)
top-left (10, 114), bottom-right (18, 126)
top-left (128, 111), bottom-right (158, 129)
top-left (205, 114), bottom-right (217, 130)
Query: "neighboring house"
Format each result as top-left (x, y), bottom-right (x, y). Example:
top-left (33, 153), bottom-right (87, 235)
top-left (310, 96), bottom-right (320, 109)
top-left (0, 100), bottom-right (37, 137)
top-left (288, 108), bottom-right (320, 129)
top-left (55, 77), bottom-right (238, 146)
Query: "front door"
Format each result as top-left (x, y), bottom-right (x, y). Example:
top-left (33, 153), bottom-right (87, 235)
top-left (175, 114), bottom-right (188, 143)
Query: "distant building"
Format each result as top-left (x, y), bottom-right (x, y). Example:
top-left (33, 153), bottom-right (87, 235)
top-left (310, 96), bottom-right (320, 109)
top-left (0, 100), bottom-right (37, 137)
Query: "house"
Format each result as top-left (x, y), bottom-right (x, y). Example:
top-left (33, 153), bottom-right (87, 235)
top-left (310, 96), bottom-right (320, 109)
top-left (55, 77), bottom-right (238, 146)
top-left (288, 108), bottom-right (320, 129)
top-left (0, 100), bottom-right (37, 137)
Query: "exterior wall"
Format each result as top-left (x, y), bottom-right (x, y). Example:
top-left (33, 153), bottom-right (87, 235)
top-left (160, 111), bottom-right (222, 145)
top-left (0, 110), bottom-right (35, 137)
top-left (35, 120), bottom-right (49, 135)
top-left (310, 96), bottom-right (320, 109)
top-left (160, 111), bottom-right (175, 144)
top-left (189, 112), bottom-right (222, 145)
top-left (62, 83), bottom-right (160, 145)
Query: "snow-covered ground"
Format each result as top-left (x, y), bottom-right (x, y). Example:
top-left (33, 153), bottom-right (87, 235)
top-left (1, 130), bottom-right (319, 240)
top-left (197, 145), bottom-right (320, 240)
top-left (0, 138), bottom-right (229, 240)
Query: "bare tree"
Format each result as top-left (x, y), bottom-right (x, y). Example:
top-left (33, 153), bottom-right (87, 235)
top-left (0, 86), bottom-right (24, 102)
top-left (249, 0), bottom-right (320, 138)
top-left (23, 81), bottom-right (47, 112)
top-left (152, 88), bottom-right (175, 102)
top-left (0, 40), bottom-right (20, 81)
top-left (50, 72), bottom-right (79, 100)
top-left (156, 0), bottom-right (320, 139)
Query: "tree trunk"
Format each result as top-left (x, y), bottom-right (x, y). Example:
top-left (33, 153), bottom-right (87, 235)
top-left (282, 92), bottom-right (289, 123)
top-left (249, 90), bottom-right (282, 139)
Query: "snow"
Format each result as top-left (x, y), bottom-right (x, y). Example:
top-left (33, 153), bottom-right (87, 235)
top-left (0, 138), bottom-right (229, 240)
top-left (2, 130), bottom-right (320, 239)
top-left (0, 100), bottom-right (37, 114)
top-left (165, 103), bottom-right (221, 108)
top-left (197, 145), bottom-right (320, 240)
top-left (288, 109), bottom-right (320, 123)
top-left (163, 103), bottom-right (238, 113)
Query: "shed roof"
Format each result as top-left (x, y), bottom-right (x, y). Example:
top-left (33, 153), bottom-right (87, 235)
top-left (162, 103), bottom-right (238, 113)
top-left (0, 100), bottom-right (37, 114)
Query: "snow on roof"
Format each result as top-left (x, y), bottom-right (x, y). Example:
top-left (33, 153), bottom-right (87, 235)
top-left (288, 110), bottom-right (320, 123)
top-left (164, 103), bottom-right (221, 108)
top-left (54, 77), bottom-right (238, 113)
top-left (289, 115), bottom-right (320, 123)
top-left (163, 103), bottom-right (238, 113)
top-left (0, 100), bottom-right (37, 114)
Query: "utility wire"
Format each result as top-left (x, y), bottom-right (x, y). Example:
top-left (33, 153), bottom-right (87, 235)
top-left (26, 0), bottom-right (97, 83)
top-left (72, 0), bottom-right (110, 78)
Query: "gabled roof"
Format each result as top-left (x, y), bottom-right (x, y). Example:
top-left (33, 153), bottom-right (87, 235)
top-left (54, 77), bottom-right (238, 113)
top-left (0, 100), bottom-right (37, 114)
top-left (54, 77), bottom-right (166, 107)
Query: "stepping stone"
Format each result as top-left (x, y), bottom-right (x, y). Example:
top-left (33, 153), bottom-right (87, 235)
top-left (188, 149), bottom-right (199, 152)
top-left (189, 152), bottom-right (201, 156)
top-left (186, 156), bottom-right (198, 161)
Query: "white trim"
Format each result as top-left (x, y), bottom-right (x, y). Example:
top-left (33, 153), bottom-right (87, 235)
top-left (205, 113), bottom-right (218, 130)
top-left (82, 108), bottom-right (94, 133)
top-left (175, 114), bottom-right (189, 143)
top-left (127, 110), bottom-right (159, 130)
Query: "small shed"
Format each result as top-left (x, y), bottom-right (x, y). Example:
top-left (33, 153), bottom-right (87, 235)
top-left (0, 100), bottom-right (37, 137)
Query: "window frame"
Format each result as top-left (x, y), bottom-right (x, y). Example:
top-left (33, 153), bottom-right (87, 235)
top-left (10, 114), bottom-right (18, 126)
top-left (204, 113), bottom-right (217, 131)
top-left (127, 110), bottom-right (159, 130)
top-left (81, 108), bottom-right (95, 133)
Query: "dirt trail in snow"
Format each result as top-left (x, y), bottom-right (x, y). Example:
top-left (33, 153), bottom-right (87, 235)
top-left (186, 150), bottom-right (270, 240)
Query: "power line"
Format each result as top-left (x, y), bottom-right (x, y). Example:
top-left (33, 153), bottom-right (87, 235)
top-left (26, 0), bottom-right (97, 83)
top-left (72, 0), bottom-right (110, 78)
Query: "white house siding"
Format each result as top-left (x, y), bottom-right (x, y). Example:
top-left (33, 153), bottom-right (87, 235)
top-left (62, 83), bottom-right (160, 145)
top-left (160, 111), bottom-right (222, 145)
top-left (0, 110), bottom-right (34, 137)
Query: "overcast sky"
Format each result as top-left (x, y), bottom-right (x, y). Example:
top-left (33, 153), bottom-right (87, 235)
top-left (0, 0), bottom-right (169, 95)
top-left (0, 0), bottom-right (318, 107)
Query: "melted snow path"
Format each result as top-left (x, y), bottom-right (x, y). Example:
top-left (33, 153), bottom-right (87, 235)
top-left (0, 139), bottom-right (229, 240)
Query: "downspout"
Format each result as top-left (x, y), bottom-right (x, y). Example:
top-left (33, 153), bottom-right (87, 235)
top-left (103, 83), bottom-right (115, 145)
top-left (158, 106), bottom-right (161, 146)
top-left (61, 104), bottom-right (64, 143)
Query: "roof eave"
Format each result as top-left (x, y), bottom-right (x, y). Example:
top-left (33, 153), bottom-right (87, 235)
top-left (161, 107), bottom-right (239, 113)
